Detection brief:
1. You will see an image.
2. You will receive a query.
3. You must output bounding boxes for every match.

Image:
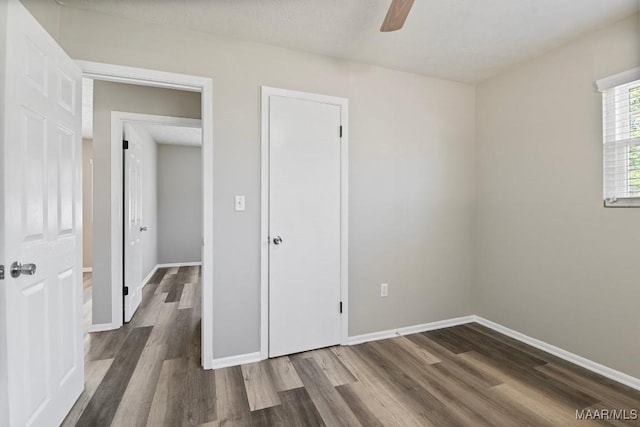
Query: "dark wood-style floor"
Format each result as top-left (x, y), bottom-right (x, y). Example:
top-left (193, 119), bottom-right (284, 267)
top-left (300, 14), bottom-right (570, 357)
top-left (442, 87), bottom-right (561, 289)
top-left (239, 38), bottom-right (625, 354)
top-left (64, 267), bottom-right (640, 426)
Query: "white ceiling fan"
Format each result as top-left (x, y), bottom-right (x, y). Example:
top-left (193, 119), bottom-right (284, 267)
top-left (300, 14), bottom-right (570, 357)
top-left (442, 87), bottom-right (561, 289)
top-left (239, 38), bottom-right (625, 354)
top-left (380, 0), bottom-right (415, 32)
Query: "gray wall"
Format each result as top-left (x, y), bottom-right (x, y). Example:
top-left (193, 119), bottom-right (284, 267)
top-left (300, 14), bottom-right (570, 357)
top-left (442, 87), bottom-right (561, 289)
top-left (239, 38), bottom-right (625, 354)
top-left (82, 138), bottom-right (92, 269)
top-left (57, 7), bottom-right (476, 358)
top-left (20, 0), bottom-right (60, 42)
top-left (91, 81), bottom-right (200, 325)
top-left (157, 144), bottom-right (202, 264)
top-left (475, 14), bottom-right (640, 378)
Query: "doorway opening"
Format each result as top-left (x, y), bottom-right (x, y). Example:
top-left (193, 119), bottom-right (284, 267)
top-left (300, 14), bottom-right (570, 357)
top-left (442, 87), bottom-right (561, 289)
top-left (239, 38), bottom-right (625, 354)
top-left (0, 4), bottom-right (214, 425)
top-left (78, 61), bottom-right (214, 369)
top-left (120, 115), bottom-right (203, 322)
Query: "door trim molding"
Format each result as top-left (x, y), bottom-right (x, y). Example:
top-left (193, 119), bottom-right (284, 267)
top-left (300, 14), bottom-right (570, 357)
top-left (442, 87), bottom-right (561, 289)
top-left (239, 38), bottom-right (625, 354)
top-left (260, 86), bottom-right (349, 360)
top-left (78, 60), bottom-right (214, 369)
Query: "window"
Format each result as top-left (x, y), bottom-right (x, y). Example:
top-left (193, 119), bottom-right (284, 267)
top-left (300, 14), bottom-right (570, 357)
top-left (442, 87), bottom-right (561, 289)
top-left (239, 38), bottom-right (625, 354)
top-left (599, 70), bottom-right (640, 206)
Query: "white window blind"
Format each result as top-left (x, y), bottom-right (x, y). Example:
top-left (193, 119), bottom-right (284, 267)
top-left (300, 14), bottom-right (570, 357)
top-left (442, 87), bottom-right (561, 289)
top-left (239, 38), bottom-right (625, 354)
top-left (602, 77), bottom-right (640, 206)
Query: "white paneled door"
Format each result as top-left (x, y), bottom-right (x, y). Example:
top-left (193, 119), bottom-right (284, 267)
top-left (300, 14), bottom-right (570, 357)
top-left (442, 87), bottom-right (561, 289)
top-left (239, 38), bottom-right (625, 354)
top-left (1, 0), bottom-right (84, 426)
top-left (268, 94), bottom-right (343, 357)
top-left (123, 124), bottom-right (144, 322)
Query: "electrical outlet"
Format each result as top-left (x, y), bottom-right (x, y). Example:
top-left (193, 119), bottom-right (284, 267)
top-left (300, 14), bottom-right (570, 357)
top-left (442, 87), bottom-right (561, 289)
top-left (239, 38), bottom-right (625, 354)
top-left (381, 283), bottom-right (388, 297)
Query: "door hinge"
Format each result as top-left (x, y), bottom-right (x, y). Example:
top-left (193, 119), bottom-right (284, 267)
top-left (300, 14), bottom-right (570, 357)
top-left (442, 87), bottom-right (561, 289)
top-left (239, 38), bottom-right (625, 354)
top-left (0, 265), bottom-right (4, 280)
top-left (123, 286), bottom-right (129, 296)
top-left (123, 140), bottom-right (129, 150)
top-left (339, 301), bottom-right (343, 314)
top-left (339, 126), bottom-right (343, 138)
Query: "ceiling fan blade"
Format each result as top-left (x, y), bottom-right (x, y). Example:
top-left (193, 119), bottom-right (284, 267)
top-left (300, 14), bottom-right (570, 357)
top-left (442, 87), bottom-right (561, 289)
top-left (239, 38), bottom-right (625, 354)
top-left (380, 0), bottom-right (415, 32)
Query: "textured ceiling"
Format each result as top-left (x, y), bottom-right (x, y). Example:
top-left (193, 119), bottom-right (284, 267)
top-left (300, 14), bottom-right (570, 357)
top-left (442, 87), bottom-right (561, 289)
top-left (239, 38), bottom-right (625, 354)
top-left (60, 0), bottom-right (639, 82)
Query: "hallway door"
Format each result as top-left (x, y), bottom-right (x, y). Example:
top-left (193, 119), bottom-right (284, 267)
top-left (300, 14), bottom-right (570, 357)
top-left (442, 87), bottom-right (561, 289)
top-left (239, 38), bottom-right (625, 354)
top-left (123, 124), bottom-right (144, 322)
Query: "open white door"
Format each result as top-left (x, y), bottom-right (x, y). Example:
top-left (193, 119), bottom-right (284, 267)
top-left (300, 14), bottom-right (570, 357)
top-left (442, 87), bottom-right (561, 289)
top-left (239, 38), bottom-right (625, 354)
top-left (1, 0), bottom-right (84, 425)
top-left (123, 124), bottom-right (144, 322)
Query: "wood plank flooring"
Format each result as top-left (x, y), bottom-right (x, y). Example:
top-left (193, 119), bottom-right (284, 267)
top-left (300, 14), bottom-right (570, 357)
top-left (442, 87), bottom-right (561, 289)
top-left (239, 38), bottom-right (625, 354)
top-left (65, 267), bottom-right (640, 426)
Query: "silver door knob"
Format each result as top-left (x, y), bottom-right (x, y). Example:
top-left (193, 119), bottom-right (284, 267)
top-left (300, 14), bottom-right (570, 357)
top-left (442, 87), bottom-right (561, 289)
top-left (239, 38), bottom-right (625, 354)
top-left (10, 262), bottom-right (37, 278)
top-left (272, 236), bottom-right (283, 245)
top-left (140, 226), bottom-right (148, 232)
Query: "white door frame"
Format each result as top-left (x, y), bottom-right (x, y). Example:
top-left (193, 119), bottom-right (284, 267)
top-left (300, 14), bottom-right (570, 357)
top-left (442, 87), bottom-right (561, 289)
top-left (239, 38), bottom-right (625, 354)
top-left (260, 86), bottom-right (349, 359)
top-left (78, 61), bottom-right (214, 369)
top-left (113, 112), bottom-right (202, 322)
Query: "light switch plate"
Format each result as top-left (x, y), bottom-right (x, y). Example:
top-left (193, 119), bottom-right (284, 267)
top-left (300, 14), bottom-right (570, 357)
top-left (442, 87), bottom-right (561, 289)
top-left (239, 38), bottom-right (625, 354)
top-left (381, 283), bottom-right (388, 297)
top-left (235, 195), bottom-right (246, 211)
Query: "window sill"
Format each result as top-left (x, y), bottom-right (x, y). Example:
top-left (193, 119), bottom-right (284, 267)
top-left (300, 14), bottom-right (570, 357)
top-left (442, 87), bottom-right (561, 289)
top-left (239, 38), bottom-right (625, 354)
top-left (604, 198), bottom-right (640, 208)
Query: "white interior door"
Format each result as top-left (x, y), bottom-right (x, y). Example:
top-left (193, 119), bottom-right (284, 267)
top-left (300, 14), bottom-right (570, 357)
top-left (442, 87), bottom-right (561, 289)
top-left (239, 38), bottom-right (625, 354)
top-left (268, 95), bottom-right (342, 357)
top-left (1, 0), bottom-right (84, 425)
top-left (123, 124), bottom-right (143, 322)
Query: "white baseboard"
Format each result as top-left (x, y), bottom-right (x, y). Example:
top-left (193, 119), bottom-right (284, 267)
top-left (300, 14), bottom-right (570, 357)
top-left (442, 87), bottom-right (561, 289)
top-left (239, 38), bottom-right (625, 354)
top-left (141, 265), bottom-right (158, 289)
top-left (207, 317), bottom-right (475, 369)
top-left (346, 315), bottom-right (476, 345)
top-left (345, 314), bottom-right (639, 391)
top-left (210, 352), bottom-right (261, 370)
top-left (206, 314), bottom-right (640, 390)
top-left (157, 262), bottom-right (202, 268)
top-left (88, 322), bottom-right (117, 333)
top-left (82, 267), bottom-right (93, 273)
top-left (473, 316), bottom-right (640, 391)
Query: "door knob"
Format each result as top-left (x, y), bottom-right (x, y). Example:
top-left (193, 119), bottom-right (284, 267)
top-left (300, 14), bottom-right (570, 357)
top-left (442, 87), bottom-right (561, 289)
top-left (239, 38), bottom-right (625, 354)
top-left (140, 226), bottom-right (148, 232)
top-left (272, 236), bottom-right (283, 245)
top-left (10, 262), bottom-right (37, 278)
